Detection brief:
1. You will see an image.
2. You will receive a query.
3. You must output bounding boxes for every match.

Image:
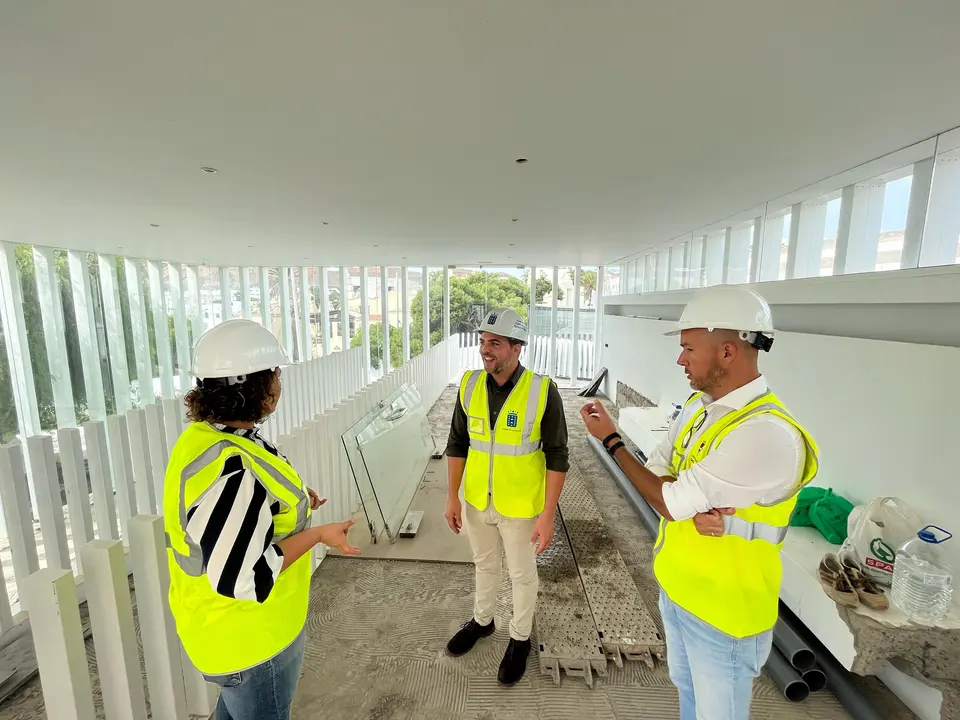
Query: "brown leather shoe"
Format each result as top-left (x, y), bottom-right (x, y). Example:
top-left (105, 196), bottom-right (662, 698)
top-left (840, 551), bottom-right (889, 610)
top-left (819, 553), bottom-right (859, 607)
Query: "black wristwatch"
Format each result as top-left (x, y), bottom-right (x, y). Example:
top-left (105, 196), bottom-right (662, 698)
top-left (602, 432), bottom-right (624, 456)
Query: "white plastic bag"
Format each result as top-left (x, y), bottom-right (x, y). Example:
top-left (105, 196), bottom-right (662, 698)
top-left (843, 496), bottom-right (924, 587)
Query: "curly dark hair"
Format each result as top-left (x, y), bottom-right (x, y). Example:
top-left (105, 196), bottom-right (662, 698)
top-left (184, 368), bottom-right (279, 425)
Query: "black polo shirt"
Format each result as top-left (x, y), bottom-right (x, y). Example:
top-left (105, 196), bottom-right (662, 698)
top-left (445, 363), bottom-right (569, 473)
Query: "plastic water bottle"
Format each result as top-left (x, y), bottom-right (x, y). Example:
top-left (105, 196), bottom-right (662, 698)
top-left (890, 525), bottom-right (954, 624)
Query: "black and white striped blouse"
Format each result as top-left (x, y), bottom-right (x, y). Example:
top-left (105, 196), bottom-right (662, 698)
top-left (184, 425), bottom-right (290, 603)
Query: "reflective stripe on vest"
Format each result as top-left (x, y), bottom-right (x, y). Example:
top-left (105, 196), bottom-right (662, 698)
top-left (653, 389), bottom-right (820, 638)
top-left (167, 438), bottom-right (309, 577)
top-left (460, 368), bottom-right (550, 518)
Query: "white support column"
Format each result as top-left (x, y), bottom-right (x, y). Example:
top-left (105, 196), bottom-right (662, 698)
top-left (34, 246), bottom-right (77, 427)
top-left (83, 421), bottom-right (118, 541)
top-left (749, 215), bottom-right (765, 283)
top-left (834, 184), bottom-right (884, 275)
top-left (320, 267), bottom-right (332, 355)
top-left (67, 250), bottom-right (107, 422)
top-left (27, 434), bottom-right (70, 571)
top-left (338, 266), bottom-right (348, 352)
top-left (401, 266), bottom-right (410, 362)
top-left (703, 232), bottom-right (726, 286)
top-left (900, 156), bottom-right (935, 269)
top-left (258, 267), bottom-right (271, 329)
top-left (686, 237), bottom-right (704, 288)
top-left (218, 266), bottom-right (231, 322)
top-left (726, 225), bottom-right (753, 284)
top-left (167, 263), bottom-right (191, 392)
top-left (380, 266), bottom-right (390, 374)
top-left (571, 267), bottom-right (581, 382)
top-left (919, 148), bottom-right (960, 268)
top-left (300, 266), bottom-right (311, 361)
top-left (443, 266), bottom-right (451, 342)
top-left (240, 267), bottom-right (253, 320)
top-left (280, 267), bottom-right (294, 359)
top-left (0, 241), bottom-right (42, 435)
top-left (758, 214), bottom-right (785, 281)
top-left (80, 540), bottom-right (148, 720)
top-left (422, 266), bottom-right (431, 351)
top-left (57, 428), bottom-right (95, 559)
top-left (643, 254), bottom-right (657, 293)
top-left (0, 442), bottom-right (40, 589)
top-left (128, 515), bottom-right (189, 720)
top-left (124, 259), bottom-right (155, 406)
top-left (148, 261), bottom-right (175, 399)
top-left (23, 568), bottom-right (96, 720)
top-left (183, 265), bottom-right (203, 353)
top-left (106, 414), bottom-right (137, 543)
top-left (528, 266), bottom-right (536, 338)
top-left (360, 267), bottom-right (371, 380)
top-left (593, 266), bottom-right (605, 377)
top-left (549, 266), bottom-right (558, 377)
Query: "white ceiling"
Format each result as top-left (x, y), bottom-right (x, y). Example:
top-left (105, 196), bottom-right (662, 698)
top-left (1, 1), bottom-right (959, 269)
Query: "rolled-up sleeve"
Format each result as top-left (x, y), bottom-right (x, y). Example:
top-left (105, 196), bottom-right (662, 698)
top-left (540, 381), bottom-right (569, 473)
top-left (661, 416), bottom-right (804, 522)
top-left (445, 392), bottom-right (470, 458)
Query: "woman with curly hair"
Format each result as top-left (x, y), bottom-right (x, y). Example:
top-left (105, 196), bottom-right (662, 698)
top-left (163, 318), bottom-right (358, 720)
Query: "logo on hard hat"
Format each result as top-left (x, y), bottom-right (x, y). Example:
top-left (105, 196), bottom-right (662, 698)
top-left (513, 319), bottom-right (526, 331)
top-left (487, 313), bottom-right (498, 325)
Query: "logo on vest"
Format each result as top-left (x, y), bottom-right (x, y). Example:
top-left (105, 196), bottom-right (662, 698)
top-left (505, 411), bottom-right (519, 429)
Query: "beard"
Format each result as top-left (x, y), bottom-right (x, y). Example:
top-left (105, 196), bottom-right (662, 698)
top-left (483, 355), bottom-right (507, 375)
top-left (689, 361), bottom-right (725, 392)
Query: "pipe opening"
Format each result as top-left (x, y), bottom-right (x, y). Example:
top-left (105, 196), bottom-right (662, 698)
top-left (802, 667), bottom-right (827, 693)
top-left (784, 679), bottom-right (811, 703)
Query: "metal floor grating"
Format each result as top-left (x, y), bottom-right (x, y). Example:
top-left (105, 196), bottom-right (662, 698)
top-left (534, 512), bottom-right (608, 688)
top-left (557, 463), bottom-right (666, 668)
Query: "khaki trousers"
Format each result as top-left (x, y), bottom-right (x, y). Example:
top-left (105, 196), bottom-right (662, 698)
top-left (462, 500), bottom-right (539, 641)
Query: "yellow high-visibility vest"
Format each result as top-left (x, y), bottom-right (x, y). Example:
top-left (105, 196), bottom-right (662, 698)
top-left (459, 368), bottom-right (550, 518)
top-left (653, 390), bottom-right (819, 638)
top-left (163, 422), bottom-right (312, 675)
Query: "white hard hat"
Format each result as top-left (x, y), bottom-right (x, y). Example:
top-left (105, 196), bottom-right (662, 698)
top-left (665, 285), bottom-right (775, 350)
top-left (479, 308), bottom-right (528, 345)
top-left (191, 319), bottom-right (290, 380)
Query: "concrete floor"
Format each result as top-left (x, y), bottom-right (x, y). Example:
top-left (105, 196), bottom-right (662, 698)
top-left (289, 386), bottom-right (914, 720)
top-left (0, 385), bottom-right (916, 719)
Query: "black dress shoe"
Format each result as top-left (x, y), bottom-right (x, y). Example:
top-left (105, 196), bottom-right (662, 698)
top-left (497, 638), bottom-right (531, 685)
top-left (446, 619), bottom-right (495, 657)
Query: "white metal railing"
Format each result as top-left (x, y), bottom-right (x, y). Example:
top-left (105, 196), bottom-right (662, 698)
top-left (455, 331), bottom-right (596, 382)
top-left (11, 340), bottom-right (454, 719)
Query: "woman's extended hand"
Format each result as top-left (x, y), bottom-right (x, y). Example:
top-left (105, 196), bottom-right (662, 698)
top-left (307, 488), bottom-right (327, 510)
top-left (318, 520), bottom-right (361, 555)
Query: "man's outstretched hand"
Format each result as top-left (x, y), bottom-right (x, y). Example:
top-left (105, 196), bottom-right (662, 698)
top-left (580, 401), bottom-right (617, 442)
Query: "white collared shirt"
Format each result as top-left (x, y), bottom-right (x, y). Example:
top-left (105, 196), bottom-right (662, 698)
top-left (646, 375), bottom-right (806, 522)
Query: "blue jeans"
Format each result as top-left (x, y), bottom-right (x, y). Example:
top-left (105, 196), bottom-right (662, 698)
top-left (659, 591), bottom-right (772, 720)
top-left (203, 630), bottom-right (305, 720)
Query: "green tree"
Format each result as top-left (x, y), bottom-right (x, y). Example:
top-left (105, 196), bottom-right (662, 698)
top-left (409, 271), bottom-right (532, 356)
top-left (350, 322), bottom-right (403, 371)
top-left (568, 268), bottom-right (597, 304)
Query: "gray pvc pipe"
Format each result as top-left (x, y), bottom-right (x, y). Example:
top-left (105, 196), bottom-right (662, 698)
top-left (773, 618), bottom-right (816, 671)
top-left (778, 603), bottom-right (885, 720)
top-left (802, 666), bottom-right (827, 693)
top-left (766, 646), bottom-right (811, 702)
top-left (587, 435), bottom-right (662, 536)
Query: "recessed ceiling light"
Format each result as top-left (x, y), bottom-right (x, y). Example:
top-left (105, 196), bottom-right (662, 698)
top-left (200, 166), bottom-right (218, 174)
top-left (149, 223), bottom-right (160, 228)
top-left (509, 243), bottom-right (515, 246)
top-left (515, 158), bottom-right (528, 164)
top-left (511, 219), bottom-right (519, 223)
top-left (322, 222), bottom-right (330, 226)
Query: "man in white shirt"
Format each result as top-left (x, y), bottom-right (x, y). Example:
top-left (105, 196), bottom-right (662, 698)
top-left (581, 285), bottom-right (818, 720)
